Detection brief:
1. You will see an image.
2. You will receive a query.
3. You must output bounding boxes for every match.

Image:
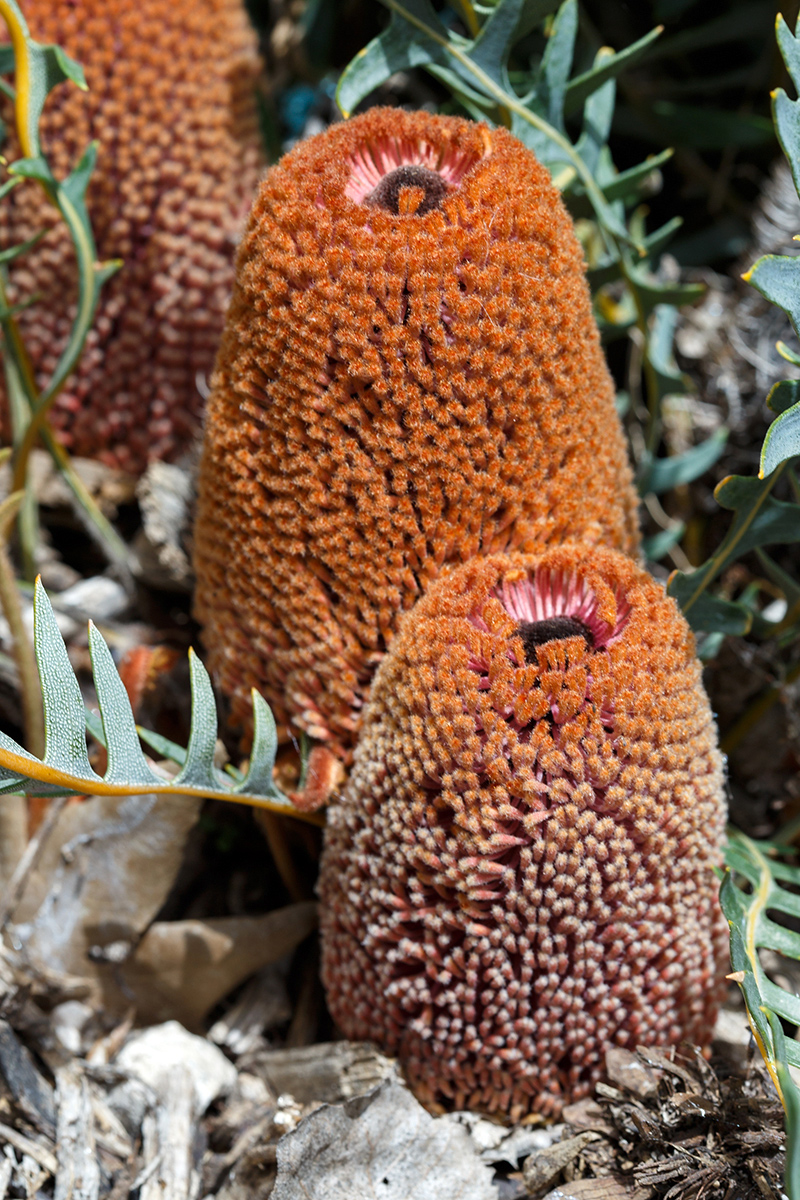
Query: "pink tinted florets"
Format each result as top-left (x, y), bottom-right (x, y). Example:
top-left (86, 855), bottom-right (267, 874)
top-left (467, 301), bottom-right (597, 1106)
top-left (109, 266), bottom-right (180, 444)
top-left (319, 546), bottom-right (728, 1120)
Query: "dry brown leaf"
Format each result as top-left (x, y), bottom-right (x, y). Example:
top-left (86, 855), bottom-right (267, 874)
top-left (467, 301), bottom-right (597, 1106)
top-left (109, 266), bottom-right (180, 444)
top-left (116, 904), bottom-right (318, 1027)
top-left (271, 1079), bottom-right (498, 1200)
top-left (11, 793), bottom-right (202, 991)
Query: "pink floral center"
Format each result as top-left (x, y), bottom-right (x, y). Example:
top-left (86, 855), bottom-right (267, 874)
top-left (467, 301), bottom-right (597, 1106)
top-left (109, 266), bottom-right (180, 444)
top-left (487, 569), bottom-right (630, 650)
top-left (345, 135), bottom-right (485, 205)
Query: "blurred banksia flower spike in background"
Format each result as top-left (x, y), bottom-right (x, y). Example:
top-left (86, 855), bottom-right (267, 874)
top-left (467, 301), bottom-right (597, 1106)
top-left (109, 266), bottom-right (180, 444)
top-left (319, 545), bottom-right (727, 1119)
top-left (0, 0), bottom-right (262, 474)
top-left (193, 108), bottom-right (641, 758)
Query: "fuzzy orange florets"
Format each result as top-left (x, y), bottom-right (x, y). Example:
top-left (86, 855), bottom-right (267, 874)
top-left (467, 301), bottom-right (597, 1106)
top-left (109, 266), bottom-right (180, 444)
top-left (319, 545), bottom-right (727, 1120)
top-left (193, 108), bottom-right (640, 753)
top-left (0, 0), bottom-right (262, 473)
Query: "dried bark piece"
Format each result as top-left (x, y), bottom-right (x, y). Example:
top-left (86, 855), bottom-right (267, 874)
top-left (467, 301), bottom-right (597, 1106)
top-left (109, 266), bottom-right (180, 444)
top-left (53, 1065), bottom-right (99, 1200)
top-left (524, 1133), bottom-right (602, 1196)
top-left (247, 1041), bottom-right (395, 1106)
top-left (193, 107), bottom-right (640, 756)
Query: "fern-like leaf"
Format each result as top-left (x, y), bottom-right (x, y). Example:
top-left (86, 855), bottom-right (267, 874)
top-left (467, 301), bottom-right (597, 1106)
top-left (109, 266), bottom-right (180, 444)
top-left (721, 830), bottom-right (800, 1197)
top-left (0, 580), bottom-right (317, 823)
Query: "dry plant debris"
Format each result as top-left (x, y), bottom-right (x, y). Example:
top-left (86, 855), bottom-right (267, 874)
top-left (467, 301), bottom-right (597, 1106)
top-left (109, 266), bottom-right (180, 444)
top-left (540, 1045), bottom-right (786, 1200)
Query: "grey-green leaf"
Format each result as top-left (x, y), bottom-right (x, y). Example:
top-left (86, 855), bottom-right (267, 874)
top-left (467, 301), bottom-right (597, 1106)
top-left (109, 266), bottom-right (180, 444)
top-left (666, 581), bottom-right (752, 635)
top-left (539, 0), bottom-right (577, 130)
top-left (746, 254), bottom-right (800, 339)
top-left (173, 649), bottom-right (220, 789)
top-left (638, 428), bottom-right (727, 495)
top-left (87, 622), bottom-right (162, 789)
top-left (777, 13), bottom-right (800, 98)
top-left (469, 0), bottom-right (527, 85)
top-left (760, 400), bottom-right (800, 477)
top-left (767, 379), bottom-right (800, 415)
top-left (234, 691), bottom-right (282, 798)
top-left (563, 24), bottom-right (662, 117)
top-left (34, 578), bottom-right (99, 780)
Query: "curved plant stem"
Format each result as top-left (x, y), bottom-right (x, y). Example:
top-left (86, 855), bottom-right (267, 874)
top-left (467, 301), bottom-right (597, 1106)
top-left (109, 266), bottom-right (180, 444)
top-left (40, 429), bottom-right (132, 579)
top-left (0, 489), bottom-right (43, 756)
top-left (681, 464), bottom-right (788, 616)
top-left (0, 740), bottom-right (326, 825)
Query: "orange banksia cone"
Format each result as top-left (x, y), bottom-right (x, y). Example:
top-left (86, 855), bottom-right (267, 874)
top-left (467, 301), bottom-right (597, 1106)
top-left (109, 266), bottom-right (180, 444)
top-left (193, 108), bottom-right (640, 754)
top-left (319, 545), bottom-right (727, 1119)
top-left (0, 0), bottom-right (262, 473)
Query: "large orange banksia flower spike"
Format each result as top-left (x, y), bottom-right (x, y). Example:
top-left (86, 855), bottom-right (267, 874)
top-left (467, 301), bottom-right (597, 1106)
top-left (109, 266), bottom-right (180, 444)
top-left (0, 0), bottom-right (262, 473)
top-left (193, 109), bottom-right (641, 753)
top-left (319, 545), bottom-right (728, 1120)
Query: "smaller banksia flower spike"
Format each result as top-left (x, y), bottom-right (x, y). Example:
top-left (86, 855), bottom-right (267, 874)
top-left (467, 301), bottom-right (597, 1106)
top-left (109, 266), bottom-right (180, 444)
top-left (0, 0), bottom-right (262, 474)
top-left (319, 545), bottom-right (728, 1120)
top-left (193, 108), bottom-right (641, 756)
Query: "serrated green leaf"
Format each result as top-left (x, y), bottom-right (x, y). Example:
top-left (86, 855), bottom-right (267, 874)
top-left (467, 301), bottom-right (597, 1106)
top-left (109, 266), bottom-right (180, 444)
top-left (641, 215), bottom-right (682, 259)
top-left (84, 707), bottom-right (105, 747)
top-left (136, 726), bottom-right (187, 768)
top-left (515, 0), bottom-right (558, 39)
top-left (0, 177), bottom-right (21, 202)
top-left (622, 258), bottom-right (704, 314)
top-left (647, 304), bottom-right (690, 400)
top-left (638, 428), bottom-right (727, 495)
top-left (0, 45), bottom-right (15, 76)
top-left (0, 0), bottom-right (86, 159)
top-left (715, 473), bottom-right (800, 556)
top-left (0, 583), bottom-right (312, 819)
top-left (8, 154), bottom-right (54, 185)
top-left (773, 86), bottom-right (800, 203)
top-left (33, 577), bottom-right (98, 780)
top-left (469, 0), bottom-right (527, 86)
top-left (172, 649), bottom-right (219, 789)
top-left (667, 465), bottom-right (800, 623)
top-left (778, 340), bottom-right (800, 366)
top-left (721, 831), bottom-right (800, 1190)
top-left (761, 400), bottom-right (800, 477)
top-left (87, 621), bottom-right (161, 790)
top-left (234, 691), bottom-right (282, 798)
top-left (563, 24), bottom-right (662, 117)
top-left (336, 0), bottom-right (449, 117)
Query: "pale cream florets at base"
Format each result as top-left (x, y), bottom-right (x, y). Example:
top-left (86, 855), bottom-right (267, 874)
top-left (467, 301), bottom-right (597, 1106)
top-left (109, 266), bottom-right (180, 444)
top-left (319, 545), bottom-right (728, 1120)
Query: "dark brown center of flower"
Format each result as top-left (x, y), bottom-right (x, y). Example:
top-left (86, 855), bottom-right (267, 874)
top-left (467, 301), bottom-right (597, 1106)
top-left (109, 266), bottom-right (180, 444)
top-left (365, 165), bottom-right (449, 216)
top-left (516, 617), bottom-right (594, 664)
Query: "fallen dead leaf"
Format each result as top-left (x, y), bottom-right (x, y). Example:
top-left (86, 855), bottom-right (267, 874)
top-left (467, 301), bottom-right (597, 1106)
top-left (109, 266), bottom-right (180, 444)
top-left (271, 1078), bottom-right (498, 1200)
